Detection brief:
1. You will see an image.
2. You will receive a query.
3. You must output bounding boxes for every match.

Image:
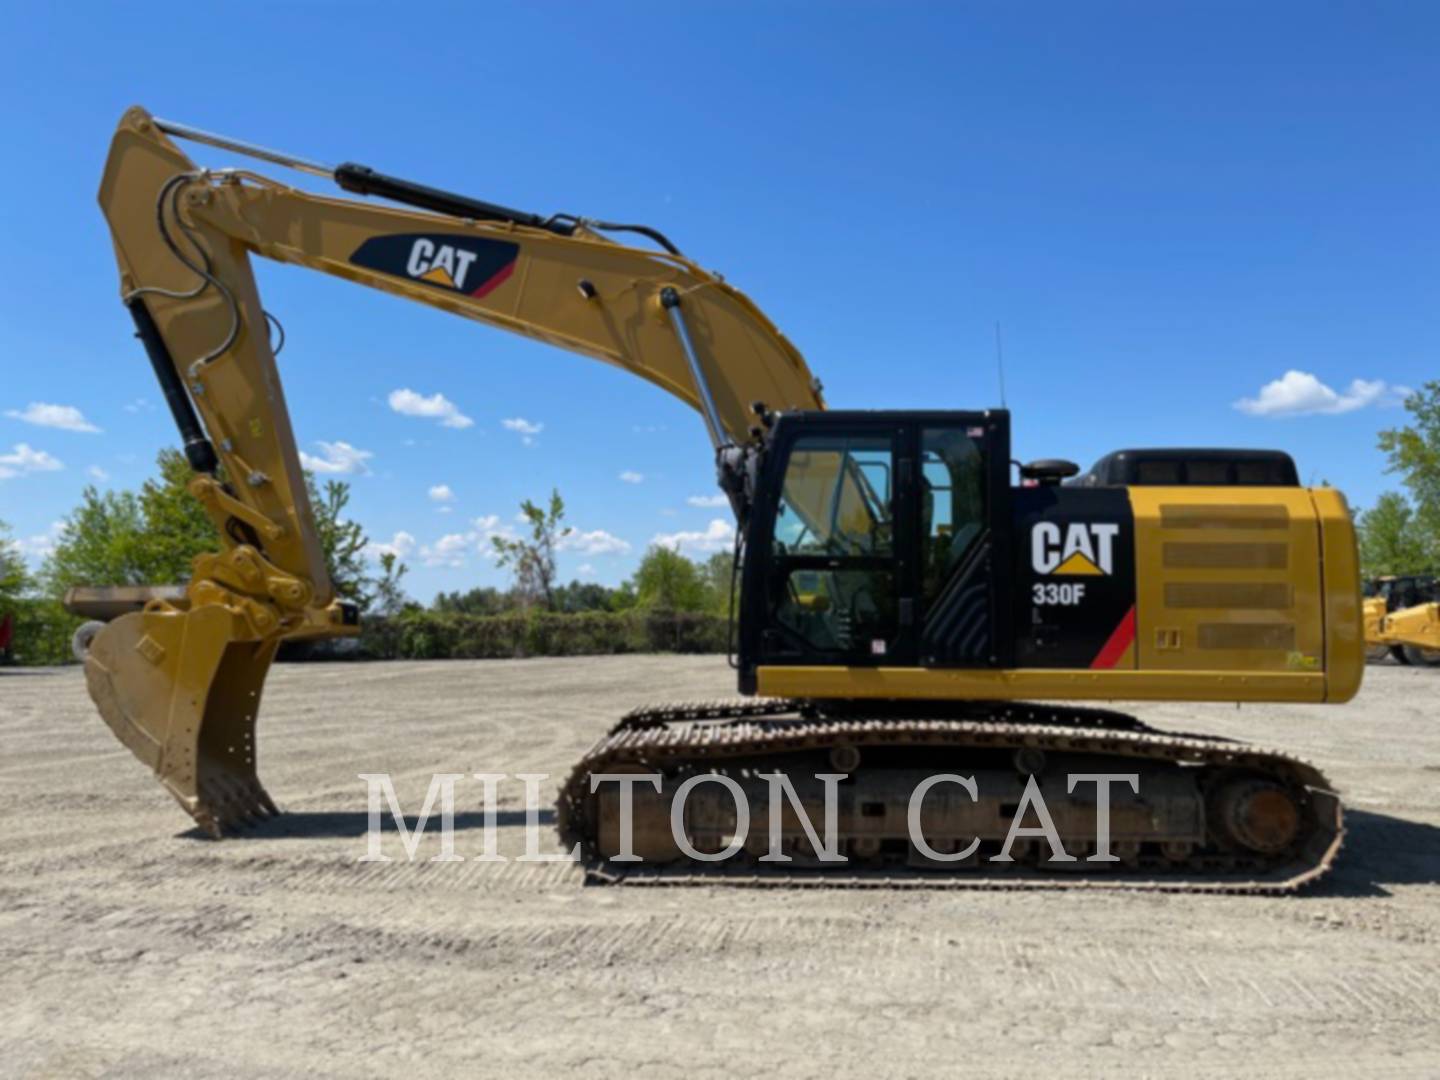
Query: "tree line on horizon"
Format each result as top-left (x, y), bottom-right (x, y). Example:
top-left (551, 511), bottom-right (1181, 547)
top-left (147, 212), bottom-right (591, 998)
top-left (0, 452), bottom-right (736, 665)
top-left (3, 379), bottom-right (1437, 664)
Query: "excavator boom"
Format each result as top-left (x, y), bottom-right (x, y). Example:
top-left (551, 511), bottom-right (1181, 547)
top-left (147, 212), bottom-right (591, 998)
top-left (90, 106), bottom-right (820, 833)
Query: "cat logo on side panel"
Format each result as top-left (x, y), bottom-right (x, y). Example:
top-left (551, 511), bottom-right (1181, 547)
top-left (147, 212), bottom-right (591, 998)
top-left (1031, 522), bottom-right (1119, 576)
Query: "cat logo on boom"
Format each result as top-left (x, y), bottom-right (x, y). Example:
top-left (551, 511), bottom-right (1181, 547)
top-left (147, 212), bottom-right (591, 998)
top-left (406, 239), bottom-right (480, 290)
top-left (1031, 522), bottom-right (1120, 576)
top-left (348, 233), bottom-right (519, 298)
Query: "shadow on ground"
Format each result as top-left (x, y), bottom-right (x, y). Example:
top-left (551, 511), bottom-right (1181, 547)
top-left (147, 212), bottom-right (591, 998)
top-left (177, 807), bottom-right (1440, 898)
top-left (1305, 809), bottom-right (1440, 898)
top-left (183, 808), bottom-right (555, 841)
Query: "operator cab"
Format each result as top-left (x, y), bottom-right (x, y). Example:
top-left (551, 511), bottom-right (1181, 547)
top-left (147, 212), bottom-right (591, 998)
top-left (738, 409), bottom-right (1014, 691)
top-left (736, 416), bottom-right (1314, 692)
top-left (1368, 574), bottom-right (1439, 611)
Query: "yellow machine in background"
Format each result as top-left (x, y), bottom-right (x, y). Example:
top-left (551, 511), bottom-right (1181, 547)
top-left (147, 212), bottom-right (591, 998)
top-left (83, 107), bottom-right (1363, 890)
top-left (1364, 576), bottom-right (1440, 666)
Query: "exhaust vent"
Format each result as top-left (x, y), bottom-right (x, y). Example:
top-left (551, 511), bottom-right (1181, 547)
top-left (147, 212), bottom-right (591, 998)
top-left (1164, 582), bottom-right (1294, 610)
top-left (1198, 623), bottom-right (1296, 651)
top-left (1160, 504), bottom-right (1290, 530)
top-left (1163, 542), bottom-right (1289, 570)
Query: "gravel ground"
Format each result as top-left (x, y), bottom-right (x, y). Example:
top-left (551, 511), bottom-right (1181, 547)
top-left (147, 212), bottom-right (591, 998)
top-left (2, 657), bottom-right (1437, 1078)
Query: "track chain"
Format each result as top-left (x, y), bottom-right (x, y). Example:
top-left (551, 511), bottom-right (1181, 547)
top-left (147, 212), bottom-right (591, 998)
top-left (561, 700), bottom-right (1343, 895)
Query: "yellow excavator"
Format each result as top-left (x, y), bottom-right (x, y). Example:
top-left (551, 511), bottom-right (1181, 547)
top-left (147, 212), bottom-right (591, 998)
top-left (87, 107), bottom-right (1364, 891)
top-left (1364, 576), bottom-right (1440, 666)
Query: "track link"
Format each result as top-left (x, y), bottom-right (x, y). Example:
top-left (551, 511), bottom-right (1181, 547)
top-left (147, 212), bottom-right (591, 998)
top-left (558, 699), bottom-right (1343, 894)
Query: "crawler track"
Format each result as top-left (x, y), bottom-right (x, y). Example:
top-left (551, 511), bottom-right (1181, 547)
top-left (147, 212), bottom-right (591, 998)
top-left (557, 699), bottom-right (1344, 894)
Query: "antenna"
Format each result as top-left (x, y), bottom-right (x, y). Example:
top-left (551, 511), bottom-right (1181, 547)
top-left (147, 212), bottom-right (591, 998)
top-left (994, 322), bottom-right (1008, 409)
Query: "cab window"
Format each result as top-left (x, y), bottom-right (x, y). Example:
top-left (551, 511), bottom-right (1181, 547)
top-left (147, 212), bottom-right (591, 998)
top-left (920, 426), bottom-right (986, 606)
top-left (772, 437), bottom-right (893, 557)
top-left (769, 434), bottom-right (897, 658)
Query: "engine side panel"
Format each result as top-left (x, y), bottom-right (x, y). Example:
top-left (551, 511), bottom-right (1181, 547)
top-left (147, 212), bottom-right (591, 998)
top-left (757, 484), bottom-right (1361, 705)
top-left (1128, 487), bottom-right (1325, 676)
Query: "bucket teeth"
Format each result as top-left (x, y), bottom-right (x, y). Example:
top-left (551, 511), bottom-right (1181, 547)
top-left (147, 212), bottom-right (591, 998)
top-left (193, 775), bottom-right (280, 836)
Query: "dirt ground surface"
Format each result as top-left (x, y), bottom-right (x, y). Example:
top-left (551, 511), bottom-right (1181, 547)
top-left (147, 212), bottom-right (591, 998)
top-left (2, 657), bottom-right (1438, 1078)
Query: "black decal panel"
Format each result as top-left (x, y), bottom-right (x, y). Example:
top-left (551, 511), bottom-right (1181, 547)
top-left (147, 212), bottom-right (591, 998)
top-left (1012, 487), bottom-right (1136, 669)
top-left (349, 233), bottom-right (519, 297)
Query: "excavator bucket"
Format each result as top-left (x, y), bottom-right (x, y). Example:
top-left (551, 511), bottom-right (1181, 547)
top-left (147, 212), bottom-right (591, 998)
top-left (83, 603), bottom-right (280, 836)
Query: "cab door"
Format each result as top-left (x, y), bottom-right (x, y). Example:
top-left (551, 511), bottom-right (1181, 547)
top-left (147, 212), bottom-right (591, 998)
top-left (915, 414), bottom-right (1012, 668)
top-left (752, 423), bottom-right (918, 668)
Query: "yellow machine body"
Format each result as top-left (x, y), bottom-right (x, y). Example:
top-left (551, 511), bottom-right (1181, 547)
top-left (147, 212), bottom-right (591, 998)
top-left (759, 486), bottom-right (1362, 703)
top-left (84, 107), bottom-right (1364, 843)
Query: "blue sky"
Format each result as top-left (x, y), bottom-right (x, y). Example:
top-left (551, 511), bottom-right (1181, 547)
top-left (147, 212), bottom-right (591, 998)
top-left (2, 3), bottom-right (1435, 600)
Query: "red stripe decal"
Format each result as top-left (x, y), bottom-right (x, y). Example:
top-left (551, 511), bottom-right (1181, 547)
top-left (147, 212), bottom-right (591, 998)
top-left (469, 260), bottom-right (516, 298)
top-left (1090, 605), bottom-right (1136, 669)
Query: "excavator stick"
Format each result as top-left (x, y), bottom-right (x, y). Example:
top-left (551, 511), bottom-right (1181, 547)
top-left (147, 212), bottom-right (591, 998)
top-left (84, 598), bottom-right (280, 835)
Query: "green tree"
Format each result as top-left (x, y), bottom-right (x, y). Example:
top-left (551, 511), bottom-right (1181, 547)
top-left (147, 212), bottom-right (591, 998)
top-left (1371, 380), bottom-right (1440, 573)
top-left (1378, 381), bottom-right (1440, 521)
top-left (0, 520), bottom-right (31, 604)
top-left (371, 552), bottom-right (411, 617)
top-left (42, 448), bottom-right (222, 592)
top-left (433, 586), bottom-right (512, 615)
top-left (135, 449), bottom-right (219, 581)
top-left (42, 449), bottom-right (376, 606)
top-left (630, 544), bottom-right (709, 612)
top-left (607, 580), bottom-right (639, 611)
top-left (1, 520), bottom-right (77, 666)
top-left (308, 476), bottom-right (373, 610)
top-left (702, 549), bottom-right (738, 614)
top-left (492, 489), bottom-right (572, 610)
top-left (1357, 492), bottom-right (1433, 577)
top-left (553, 579), bottom-right (616, 612)
top-left (41, 487), bottom-right (150, 591)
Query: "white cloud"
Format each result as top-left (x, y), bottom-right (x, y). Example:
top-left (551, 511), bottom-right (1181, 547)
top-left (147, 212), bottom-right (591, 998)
top-left (122, 397), bottom-right (153, 414)
top-left (474, 514), bottom-right (516, 539)
top-left (412, 515), bottom-right (521, 568)
top-left (436, 506), bottom-right (453, 514)
top-left (686, 493), bottom-right (729, 508)
top-left (299, 440), bottom-right (373, 475)
top-left (403, 515), bottom-right (625, 569)
top-left (421, 532), bottom-right (472, 568)
top-left (577, 563), bottom-right (596, 578)
top-left (0, 443), bottom-right (63, 480)
top-left (366, 530), bottom-right (417, 562)
top-left (5, 402), bottom-right (101, 433)
top-left (388, 388), bottom-right (474, 429)
top-left (502, 417), bottom-right (543, 446)
top-left (428, 483), bottom-right (455, 503)
top-left (619, 470), bottom-right (645, 484)
top-left (11, 521), bottom-right (64, 562)
top-left (1234, 370), bottom-right (1411, 417)
top-left (86, 465), bottom-right (110, 482)
top-left (652, 518), bottom-right (734, 555)
top-left (558, 528), bottom-right (632, 556)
